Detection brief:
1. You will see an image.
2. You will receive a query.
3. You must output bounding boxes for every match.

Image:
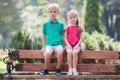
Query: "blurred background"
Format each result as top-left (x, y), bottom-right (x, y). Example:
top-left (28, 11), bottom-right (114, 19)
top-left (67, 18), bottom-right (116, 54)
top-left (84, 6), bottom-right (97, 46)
top-left (0, 0), bottom-right (120, 79)
top-left (0, 0), bottom-right (120, 50)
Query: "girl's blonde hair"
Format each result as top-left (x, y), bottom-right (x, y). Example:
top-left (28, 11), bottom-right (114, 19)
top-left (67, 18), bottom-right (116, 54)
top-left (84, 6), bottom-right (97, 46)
top-left (67, 10), bottom-right (80, 26)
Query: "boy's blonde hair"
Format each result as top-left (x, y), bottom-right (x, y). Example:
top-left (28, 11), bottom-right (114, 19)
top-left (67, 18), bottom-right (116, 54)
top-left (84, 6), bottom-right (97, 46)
top-left (48, 3), bottom-right (59, 11)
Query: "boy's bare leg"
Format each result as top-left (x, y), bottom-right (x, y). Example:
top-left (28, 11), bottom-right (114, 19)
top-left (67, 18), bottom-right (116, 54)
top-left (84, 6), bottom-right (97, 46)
top-left (44, 53), bottom-right (52, 69)
top-left (44, 46), bottom-right (53, 69)
top-left (54, 46), bottom-right (63, 76)
top-left (40, 49), bottom-right (53, 76)
top-left (56, 46), bottom-right (64, 68)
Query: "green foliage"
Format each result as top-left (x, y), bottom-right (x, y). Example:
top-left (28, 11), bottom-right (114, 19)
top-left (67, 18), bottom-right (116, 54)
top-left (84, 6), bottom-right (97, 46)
top-left (12, 29), bottom-right (120, 51)
top-left (12, 29), bottom-right (31, 49)
top-left (84, 0), bottom-right (103, 33)
top-left (12, 29), bottom-right (42, 50)
top-left (82, 31), bottom-right (120, 51)
top-left (0, 0), bottom-right (22, 47)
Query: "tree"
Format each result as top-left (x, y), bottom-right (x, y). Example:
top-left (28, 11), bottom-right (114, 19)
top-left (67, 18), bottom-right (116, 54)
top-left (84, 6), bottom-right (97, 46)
top-left (84, 0), bottom-right (103, 33)
top-left (101, 0), bottom-right (120, 41)
top-left (0, 0), bottom-right (22, 47)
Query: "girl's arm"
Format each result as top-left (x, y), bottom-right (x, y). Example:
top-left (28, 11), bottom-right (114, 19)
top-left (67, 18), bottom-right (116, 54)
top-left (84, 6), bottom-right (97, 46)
top-left (41, 34), bottom-right (46, 50)
top-left (64, 31), bottom-right (71, 47)
top-left (75, 31), bottom-right (83, 47)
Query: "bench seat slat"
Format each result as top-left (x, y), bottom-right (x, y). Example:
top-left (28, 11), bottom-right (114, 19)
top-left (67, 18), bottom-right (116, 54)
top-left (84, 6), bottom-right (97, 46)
top-left (16, 63), bottom-right (117, 73)
top-left (4, 75), bottom-right (120, 79)
top-left (18, 50), bottom-right (119, 59)
top-left (80, 51), bottom-right (119, 59)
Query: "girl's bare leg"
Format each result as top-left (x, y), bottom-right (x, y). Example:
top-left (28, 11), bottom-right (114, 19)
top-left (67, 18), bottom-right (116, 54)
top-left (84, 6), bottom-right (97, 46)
top-left (66, 46), bottom-right (73, 75)
top-left (72, 47), bottom-right (80, 75)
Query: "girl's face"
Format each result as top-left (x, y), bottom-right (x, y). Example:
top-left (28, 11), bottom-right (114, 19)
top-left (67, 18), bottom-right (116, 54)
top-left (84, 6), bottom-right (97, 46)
top-left (68, 12), bottom-right (78, 25)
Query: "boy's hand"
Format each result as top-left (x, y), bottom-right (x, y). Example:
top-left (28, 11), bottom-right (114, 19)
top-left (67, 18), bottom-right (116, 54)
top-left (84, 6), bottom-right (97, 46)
top-left (41, 48), bottom-right (45, 51)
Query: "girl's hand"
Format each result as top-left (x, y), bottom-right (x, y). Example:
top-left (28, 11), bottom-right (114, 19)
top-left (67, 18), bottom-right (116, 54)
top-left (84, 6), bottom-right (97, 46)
top-left (74, 45), bottom-right (79, 49)
top-left (67, 44), bottom-right (72, 48)
top-left (67, 45), bottom-right (71, 47)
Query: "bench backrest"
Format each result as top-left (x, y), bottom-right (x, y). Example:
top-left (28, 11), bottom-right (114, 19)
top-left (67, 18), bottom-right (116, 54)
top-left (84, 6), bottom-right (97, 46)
top-left (8, 50), bottom-right (120, 73)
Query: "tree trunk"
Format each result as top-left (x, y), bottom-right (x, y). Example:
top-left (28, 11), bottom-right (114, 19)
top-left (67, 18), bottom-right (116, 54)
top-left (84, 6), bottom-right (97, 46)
top-left (114, 16), bottom-right (120, 41)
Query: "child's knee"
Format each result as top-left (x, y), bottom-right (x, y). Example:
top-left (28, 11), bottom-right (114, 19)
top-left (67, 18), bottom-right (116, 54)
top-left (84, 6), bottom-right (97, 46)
top-left (65, 47), bottom-right (72, 54)
top-left (44, 46), bottom-right (53, 56)
top-left (56, 45), bottom-right (64, 53)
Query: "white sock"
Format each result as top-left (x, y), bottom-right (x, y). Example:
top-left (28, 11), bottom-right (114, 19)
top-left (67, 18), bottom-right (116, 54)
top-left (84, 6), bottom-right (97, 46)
top-left (68, 68), bottom-right (73, 72)
top-left (73, 68), bottom-right (77, 72)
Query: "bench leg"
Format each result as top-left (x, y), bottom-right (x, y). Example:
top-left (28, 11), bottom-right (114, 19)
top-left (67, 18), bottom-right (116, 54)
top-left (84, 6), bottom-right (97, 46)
top-left (8, 73), bottom-right (12, 80)
top-left (7, 63), bottom-right (13, 80)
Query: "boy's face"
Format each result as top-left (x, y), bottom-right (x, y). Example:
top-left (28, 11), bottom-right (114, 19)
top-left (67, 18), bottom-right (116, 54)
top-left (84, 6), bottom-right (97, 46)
top-left (48, 7), bottom-right (59, 21)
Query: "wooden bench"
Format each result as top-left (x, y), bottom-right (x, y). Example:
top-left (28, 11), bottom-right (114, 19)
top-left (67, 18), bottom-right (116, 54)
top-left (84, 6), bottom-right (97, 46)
top-left (3, 49), bottom-right (120, 80)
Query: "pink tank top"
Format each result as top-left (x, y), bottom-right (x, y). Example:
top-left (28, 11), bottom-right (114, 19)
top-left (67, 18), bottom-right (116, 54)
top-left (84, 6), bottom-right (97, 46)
top-left (65, 25), bottom-right (83, 45)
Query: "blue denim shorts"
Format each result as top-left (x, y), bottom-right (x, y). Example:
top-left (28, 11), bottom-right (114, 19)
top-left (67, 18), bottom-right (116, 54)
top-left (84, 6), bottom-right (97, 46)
top-left (64, 45), bottom-right (82, 52)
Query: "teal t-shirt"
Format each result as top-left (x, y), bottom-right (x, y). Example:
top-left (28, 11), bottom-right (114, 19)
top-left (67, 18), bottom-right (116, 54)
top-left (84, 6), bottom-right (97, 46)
top-left (42, 19), bottom-right (64, 46)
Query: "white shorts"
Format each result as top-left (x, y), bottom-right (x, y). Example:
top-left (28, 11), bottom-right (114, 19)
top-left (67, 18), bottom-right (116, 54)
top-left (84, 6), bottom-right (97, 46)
top-left (44, 45), bottom-right (63, 57)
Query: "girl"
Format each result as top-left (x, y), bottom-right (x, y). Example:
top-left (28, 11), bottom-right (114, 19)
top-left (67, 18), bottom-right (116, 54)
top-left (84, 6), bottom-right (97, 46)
top-left (64, 10), bottom-right (83, 75)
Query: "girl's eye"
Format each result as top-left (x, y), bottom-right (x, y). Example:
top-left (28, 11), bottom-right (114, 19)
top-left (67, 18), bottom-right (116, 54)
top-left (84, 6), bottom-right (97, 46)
top-left (69, 17), bottom-right (72, 19)
top-left (54, 11), bottom-right (56, 13)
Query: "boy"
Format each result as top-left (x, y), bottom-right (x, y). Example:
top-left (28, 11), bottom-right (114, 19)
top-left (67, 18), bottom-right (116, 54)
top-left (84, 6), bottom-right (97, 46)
top-left (40, 3), bottom-right (64, 76)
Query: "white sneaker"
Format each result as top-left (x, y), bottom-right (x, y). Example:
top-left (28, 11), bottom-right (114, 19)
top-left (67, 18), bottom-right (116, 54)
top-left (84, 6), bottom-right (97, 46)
top-left (73, 71), bottom-right (78, 75)
top-left (67, 71), bottom-right (72, 75)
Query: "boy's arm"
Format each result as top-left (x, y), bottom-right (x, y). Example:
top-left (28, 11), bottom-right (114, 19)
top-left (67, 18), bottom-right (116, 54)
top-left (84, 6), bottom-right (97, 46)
top-left (42, 34), bottom-right (46, 50)
top-left (41, 22), bottom-right (46, 50)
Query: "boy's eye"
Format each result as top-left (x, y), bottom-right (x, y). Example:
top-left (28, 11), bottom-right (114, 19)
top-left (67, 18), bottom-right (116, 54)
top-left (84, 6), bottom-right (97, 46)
top-left (50, 11), bottom-right (56, 13)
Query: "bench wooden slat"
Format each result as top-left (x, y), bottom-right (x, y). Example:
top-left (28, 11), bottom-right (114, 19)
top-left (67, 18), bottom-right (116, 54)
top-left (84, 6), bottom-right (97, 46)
top-left (4, 75), bottom-right (120, 79)
top-left (80, 51), bottom-right (119, 59)
top-left (18, 50), bottom-right (119, 59)
top-left (15, 63), bottom-right (117, 73)
top-left (18, 50), bottom-right (44, 58)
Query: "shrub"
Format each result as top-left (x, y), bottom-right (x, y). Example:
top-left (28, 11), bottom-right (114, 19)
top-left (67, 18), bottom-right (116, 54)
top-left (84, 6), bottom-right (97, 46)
top-left (82, 31), bottom-right (120, 51)
top-left (12, 29), bottom-right (42, 50)
top-left (12, 30), bottom-right (119, 51)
